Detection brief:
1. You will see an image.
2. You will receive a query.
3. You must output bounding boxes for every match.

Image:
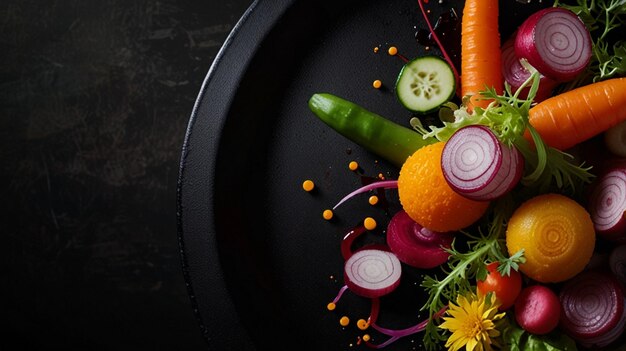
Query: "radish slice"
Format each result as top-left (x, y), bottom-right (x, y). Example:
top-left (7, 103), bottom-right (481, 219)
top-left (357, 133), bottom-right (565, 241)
top-left (501, 34), bottom-right (558, 102)
top-left (559, 271), bottom-right (626, 348)
top-left (515, 7), bottom-right (592, 82)
top-left (386, 210), bottom-right (454, 269)
top-left (610, 244), bottom-right (626, 286)
top-left (587, 168), bottom-right (626, 241)
top-left (344, 249), bottom-right (402, 298)
top-left (441, 125), bottom-right (523, 201)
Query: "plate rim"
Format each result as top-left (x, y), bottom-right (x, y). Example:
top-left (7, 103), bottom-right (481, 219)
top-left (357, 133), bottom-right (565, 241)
top-left (175, 0), bottom-right (299, 349)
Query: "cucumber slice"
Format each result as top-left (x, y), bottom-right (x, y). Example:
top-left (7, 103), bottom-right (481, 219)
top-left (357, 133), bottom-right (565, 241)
top-left (395, 56), bottom-right (456, 114)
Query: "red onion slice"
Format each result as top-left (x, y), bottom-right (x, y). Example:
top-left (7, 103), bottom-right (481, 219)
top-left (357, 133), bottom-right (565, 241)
top-left (501, 34), bottom-right (558, 102)
top-left (441, 125), bottom-right (523, 201)
top-left (587, 168), bottom-right (626, 241)
top-left (341, 225), bottom-right (368, 261)
top-left (386, 210), bottom-right (454, 269)
top-left (333, 180), bottom-right (398, 210)
top-left (515, 7), bottom-right (592, 82)
top-left (344, 249), bottom-right (402, 298)
top-left (559, 271), bottom-right (626, 348)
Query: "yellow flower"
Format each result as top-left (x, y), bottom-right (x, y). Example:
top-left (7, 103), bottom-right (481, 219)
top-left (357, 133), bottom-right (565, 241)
top-left (439, 291), bottom-right (506, 351)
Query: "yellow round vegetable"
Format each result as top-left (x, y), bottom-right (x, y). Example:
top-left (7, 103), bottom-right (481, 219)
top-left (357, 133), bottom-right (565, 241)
top-left (506, 193), bottom-right (595, 283)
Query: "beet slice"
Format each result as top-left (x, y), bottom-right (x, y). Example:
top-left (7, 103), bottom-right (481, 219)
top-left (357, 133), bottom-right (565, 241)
top-left (386, 210), bottom-right (454, 269)
top-left (559, 271), bottom-right (626, 348)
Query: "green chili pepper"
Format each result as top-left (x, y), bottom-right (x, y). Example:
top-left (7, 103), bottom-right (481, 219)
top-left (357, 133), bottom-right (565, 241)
top-left (308, 93), bottom-right (437, 167)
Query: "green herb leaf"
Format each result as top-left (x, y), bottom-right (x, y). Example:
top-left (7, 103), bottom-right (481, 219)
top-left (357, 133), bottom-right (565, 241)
top-left (415, 70), bottom-right (594, 195)
top-left (503, 318), bottom-right (579, 351)
top-left (498, 249), bottom-right (526, 277)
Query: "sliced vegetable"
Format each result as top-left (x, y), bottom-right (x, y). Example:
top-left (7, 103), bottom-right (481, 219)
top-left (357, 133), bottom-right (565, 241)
top-left (332, 180), bottom-right (398, 210)
top-left (526, 77), bottom-right (626, 150)
top-left (395, 56), bottom-right (456, 114)
top-left (308, 93), bottom-right (437, 167)
top-left (559, 270), bottom-right (626, 348)
top-left (555, 0), bottom-right (626, 84)
top-left (416, 0), bottom-right (460, 96)
top-left (386, 210), bottom-right (454, 269)
top-left (514, 285), bottom-right (561, 335)
top-left (341, 225), bottom-right (368, 261)
top-left (416, 70), bottom-right (594, 193)
top-left (609, 244), bottom-right (626, 286)
top-left (343, 249), bottom-right (402, 298)
top-left (587, 167), bottom-right (626, 241)
top-left (365, 307), bottom-right (447, 349)
top-left (515, 7), bottom-right (592, 82)
top-left (476, 262), bottom-right (522, 311)
top-left (460, 0), bottom-right (503, 110)
top-left (501, 33), bottom-right (557, 102)
top-left (441, 125), bottom-right (523, 201)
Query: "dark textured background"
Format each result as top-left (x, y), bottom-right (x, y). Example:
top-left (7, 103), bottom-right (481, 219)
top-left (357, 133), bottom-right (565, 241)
top-left (1, 0), bottom-right (252, 349)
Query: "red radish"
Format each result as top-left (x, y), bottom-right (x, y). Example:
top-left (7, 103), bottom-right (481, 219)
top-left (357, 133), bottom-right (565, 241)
top-left (560, 271), bottom-right (626, 348)
top-left (514, 285), bottom-right (560, 335)
top-left (501, 33), bottom-right (558, 102)
top-left (610, 244), bottom-right (626, 286)
top-left (441, 125), bottom-right (523, 201)
top-left (515, 7), bottom-right (592, 82)
top-left (386, 210), bottom-right (454, 269)
top-left (344, 249), bottom-right (402, 298)
top-left (587, 168), bottom-right (626, 241)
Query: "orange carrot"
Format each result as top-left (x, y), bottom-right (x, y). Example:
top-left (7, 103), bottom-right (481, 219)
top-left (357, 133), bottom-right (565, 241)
top-left (526, 77), bottom-right (626, 150)
top-left (461, 0), bottom-right (503, 110)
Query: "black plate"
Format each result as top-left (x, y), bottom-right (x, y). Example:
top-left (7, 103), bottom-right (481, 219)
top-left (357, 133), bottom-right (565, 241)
top-left (177, 1), bottom-right (549, 349)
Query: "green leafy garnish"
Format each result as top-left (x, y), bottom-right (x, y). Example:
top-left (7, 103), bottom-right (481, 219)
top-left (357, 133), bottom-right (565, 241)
top-left (414, 66), bottom-right (594, 195)
top-left (498, 249), bottom-right (526, 277)
top-left (421, 196), bottom-right (519, 350)
top-left (503, 318), bottom-right (579, 350)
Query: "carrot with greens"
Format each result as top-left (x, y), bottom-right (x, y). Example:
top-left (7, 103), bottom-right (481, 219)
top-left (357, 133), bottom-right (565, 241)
top-left (526, 77), bottom-right (626, 150)
top-left (460, 0), bottom-right (503, 110)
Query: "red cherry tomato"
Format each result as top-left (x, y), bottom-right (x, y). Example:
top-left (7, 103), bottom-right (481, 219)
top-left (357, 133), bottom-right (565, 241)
top-left (476, 262), bottom-right (522, 310)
